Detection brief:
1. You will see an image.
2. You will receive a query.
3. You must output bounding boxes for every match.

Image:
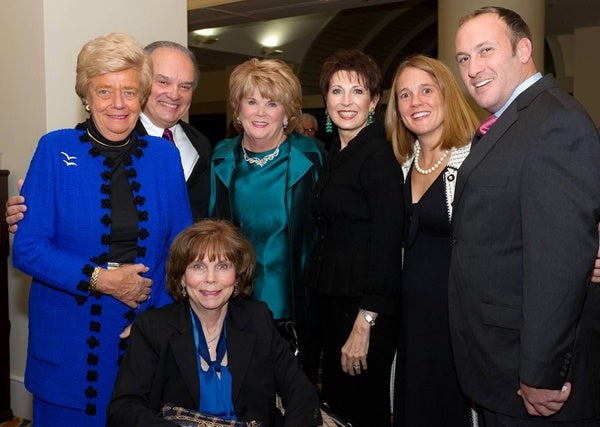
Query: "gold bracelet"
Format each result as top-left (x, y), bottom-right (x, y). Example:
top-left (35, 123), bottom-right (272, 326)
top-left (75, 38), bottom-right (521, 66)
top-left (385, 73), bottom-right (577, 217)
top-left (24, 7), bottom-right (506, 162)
top-left (89, 266), bottom-right (101, 292)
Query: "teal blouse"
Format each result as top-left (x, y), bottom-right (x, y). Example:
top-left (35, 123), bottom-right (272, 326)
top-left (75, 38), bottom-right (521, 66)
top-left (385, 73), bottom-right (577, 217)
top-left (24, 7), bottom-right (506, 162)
top-left (209, 132), bottom-right (324, 323)
top-left (232, 142), bottom-right (292, 319)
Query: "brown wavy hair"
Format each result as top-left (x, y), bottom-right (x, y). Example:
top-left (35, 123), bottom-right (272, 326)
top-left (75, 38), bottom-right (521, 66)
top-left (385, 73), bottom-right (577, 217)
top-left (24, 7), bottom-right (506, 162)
top-left (166, 220), bottom-right (256, 302)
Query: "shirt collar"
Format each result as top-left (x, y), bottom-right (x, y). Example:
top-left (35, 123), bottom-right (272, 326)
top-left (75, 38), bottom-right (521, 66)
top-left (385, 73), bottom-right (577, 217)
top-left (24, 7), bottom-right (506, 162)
top-left (494, 72), bottom-right (542, 117)
top-left (139, 112), bottom-right (177, 138)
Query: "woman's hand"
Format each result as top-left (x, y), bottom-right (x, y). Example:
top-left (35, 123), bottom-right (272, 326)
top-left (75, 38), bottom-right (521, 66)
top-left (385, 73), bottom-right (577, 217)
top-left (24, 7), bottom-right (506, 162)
top-left (340, 311), bottom-right (375, 376)
top-left (96, 264), bottom-right (153, 308)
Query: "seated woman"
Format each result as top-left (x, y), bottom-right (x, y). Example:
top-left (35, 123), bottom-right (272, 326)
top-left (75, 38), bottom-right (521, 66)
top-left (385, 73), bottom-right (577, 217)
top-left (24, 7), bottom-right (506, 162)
top-left (107, 219), bottom-right (322, 427)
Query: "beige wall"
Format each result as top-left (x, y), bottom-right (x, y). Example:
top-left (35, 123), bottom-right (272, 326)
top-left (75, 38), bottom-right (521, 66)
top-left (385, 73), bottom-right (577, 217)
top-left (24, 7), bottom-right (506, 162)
top-left (574, 26), bottom-right (600, 126)
top-left (1, 0), bottom-right (187, 419)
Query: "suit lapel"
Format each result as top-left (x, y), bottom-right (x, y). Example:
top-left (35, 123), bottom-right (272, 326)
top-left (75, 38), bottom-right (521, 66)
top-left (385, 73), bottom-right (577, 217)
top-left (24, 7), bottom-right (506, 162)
top-left (453, 75), bottom-right (555, 211)
top-left (225, 301), bottom-right (255, 403)
top-left (169, 304), bottom-right (201, 405)
top-left (452, 108), bottom-right (517, 208)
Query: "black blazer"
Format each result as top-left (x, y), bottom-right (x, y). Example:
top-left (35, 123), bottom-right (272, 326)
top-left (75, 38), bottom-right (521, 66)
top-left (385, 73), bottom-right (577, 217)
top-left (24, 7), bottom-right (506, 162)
top-left (107, 299), bottom-right (322, 427)
top-left (310, 123), bottom-right (404, 315)
top-left (449, 74), bottom-right (600, 420)
top-left (136, 119), bottom-right (211, 220)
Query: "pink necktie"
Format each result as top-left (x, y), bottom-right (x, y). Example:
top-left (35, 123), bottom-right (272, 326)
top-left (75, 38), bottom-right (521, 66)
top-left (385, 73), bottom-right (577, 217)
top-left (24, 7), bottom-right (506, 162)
top-left (162, 128), bottom-right (174, 143)
top-left (477, 114), bottom-right (498, 137)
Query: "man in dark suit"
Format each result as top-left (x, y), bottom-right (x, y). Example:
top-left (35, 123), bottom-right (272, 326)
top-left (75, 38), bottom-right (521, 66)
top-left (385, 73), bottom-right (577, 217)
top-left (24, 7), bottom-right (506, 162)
top-left (449, 6), bottom-right (600, 425)
top-left (137, 41), bottom-right (211, 220)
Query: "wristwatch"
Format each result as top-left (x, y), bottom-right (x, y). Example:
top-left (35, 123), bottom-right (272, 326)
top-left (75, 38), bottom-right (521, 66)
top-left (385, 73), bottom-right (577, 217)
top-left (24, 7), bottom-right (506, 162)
top-left (359, 309), bottom-right (376, 327)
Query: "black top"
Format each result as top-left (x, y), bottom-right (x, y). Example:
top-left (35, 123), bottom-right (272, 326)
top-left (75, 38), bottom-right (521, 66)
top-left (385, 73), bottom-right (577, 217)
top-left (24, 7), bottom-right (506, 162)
top-left (309, 123), bottom-right (404, 315)
top-left (81, 119), bottom-right (138, 264)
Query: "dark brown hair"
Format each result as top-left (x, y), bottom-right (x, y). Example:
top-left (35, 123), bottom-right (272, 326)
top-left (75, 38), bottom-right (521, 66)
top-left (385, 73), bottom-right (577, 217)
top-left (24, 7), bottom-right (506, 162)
top-left (166, 220), bottom-right (256, 302)
top-left (319, 49), bottom-right (383, 101)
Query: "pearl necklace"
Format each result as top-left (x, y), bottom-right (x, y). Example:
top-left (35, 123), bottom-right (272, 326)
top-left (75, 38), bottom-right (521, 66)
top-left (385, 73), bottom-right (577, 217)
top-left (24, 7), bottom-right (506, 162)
top-left (414, 144), bottom-right (449, 175)
top-left (242, 138), bottom-right (285, 167)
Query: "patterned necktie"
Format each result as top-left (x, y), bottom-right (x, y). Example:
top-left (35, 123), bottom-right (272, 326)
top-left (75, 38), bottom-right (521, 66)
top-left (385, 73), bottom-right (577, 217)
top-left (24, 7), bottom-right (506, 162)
top-left (477, 114), bottom-right (498, 137)
top-left (162, 128), bottom-right (175, 143)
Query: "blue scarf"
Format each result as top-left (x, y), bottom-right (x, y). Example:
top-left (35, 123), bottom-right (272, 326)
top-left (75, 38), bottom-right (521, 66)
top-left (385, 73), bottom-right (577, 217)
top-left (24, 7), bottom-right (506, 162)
top-left (190, 308), bottom-right (237, 419)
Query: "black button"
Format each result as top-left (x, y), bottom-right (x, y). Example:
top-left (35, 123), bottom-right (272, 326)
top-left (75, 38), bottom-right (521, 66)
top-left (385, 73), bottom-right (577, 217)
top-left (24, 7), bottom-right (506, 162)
top-left (447, 174), bottom-right (455, 181)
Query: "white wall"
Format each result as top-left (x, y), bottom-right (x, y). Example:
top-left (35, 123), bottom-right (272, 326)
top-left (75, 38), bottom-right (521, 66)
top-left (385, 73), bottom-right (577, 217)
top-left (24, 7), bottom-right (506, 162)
top-left (1, 0), bottom-right (187, 419)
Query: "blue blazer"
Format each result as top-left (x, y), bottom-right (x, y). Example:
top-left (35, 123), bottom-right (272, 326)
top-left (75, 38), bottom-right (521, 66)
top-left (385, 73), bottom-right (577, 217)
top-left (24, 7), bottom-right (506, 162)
top-left (12, 128), bottom-right (192, 416)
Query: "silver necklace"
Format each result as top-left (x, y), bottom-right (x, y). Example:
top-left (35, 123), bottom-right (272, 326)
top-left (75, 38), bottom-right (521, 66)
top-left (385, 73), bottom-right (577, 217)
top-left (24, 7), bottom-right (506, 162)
top-left (414, 144), bottom-right (449, 175)
top-left (242, 139), bottom-right (284, 167)
top-left (205, 333), bottom-right (219, 351)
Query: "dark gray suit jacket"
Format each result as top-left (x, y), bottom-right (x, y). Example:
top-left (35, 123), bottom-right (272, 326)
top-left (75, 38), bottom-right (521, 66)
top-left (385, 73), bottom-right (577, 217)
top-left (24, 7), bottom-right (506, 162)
top-left (449, 74), bottom-right (600, 420)
top-left (107, 299), bottom-right (322, 426)
top-left (136, 119), bottom-right (211, 220)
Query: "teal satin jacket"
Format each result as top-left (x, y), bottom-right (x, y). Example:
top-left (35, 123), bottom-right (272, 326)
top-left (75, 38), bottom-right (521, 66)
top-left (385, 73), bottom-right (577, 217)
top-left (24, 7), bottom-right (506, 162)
top-left (208, 132), bottom-right (324, 324)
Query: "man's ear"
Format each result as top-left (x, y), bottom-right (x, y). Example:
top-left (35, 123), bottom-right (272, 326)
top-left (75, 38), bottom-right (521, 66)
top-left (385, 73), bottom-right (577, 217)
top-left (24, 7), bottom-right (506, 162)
top-left (517, 37), bottom-right (533, 64)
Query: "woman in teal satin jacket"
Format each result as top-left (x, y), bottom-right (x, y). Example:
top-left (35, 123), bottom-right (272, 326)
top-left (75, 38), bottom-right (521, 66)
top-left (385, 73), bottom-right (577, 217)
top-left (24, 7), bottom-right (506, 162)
top-left (209, 58), bottom-right (324, 338)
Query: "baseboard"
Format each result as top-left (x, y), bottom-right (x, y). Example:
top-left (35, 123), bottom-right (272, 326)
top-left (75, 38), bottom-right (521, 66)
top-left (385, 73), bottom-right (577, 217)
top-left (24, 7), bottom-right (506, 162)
top-left (9, 376), bottom-right (32, 420)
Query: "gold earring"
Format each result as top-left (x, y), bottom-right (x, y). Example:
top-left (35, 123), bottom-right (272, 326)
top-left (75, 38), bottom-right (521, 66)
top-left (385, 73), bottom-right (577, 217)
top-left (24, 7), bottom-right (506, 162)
top-left (181, 281), bottom-right (187, 298)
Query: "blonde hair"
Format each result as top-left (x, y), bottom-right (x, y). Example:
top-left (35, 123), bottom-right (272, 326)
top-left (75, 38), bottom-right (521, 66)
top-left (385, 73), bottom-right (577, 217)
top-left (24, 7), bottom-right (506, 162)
top-left (75, 32), bottom-right (152, 106)
top-left (229, 58), bottom-right (302, 135)
top-left (385, 55), bottom-right (478, 163)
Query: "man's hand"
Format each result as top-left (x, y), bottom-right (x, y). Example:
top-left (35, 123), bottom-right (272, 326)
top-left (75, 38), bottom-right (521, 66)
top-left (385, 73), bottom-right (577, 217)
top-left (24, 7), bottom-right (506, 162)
top-left (6, 179), bottom-right (25, 233)
top-left (517, 380), bottom-right (571, 416)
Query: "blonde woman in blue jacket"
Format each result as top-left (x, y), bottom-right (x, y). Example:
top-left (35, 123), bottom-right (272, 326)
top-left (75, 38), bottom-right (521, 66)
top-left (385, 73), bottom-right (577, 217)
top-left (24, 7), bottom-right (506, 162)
top-left (12, 33), bottom-right (191, 426)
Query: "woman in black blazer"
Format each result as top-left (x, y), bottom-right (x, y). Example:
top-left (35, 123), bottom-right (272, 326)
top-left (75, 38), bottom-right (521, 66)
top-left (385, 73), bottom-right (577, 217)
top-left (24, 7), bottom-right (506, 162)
top-left (107, 220), bottom-right (322, 427)
top-left (309, 50), bottom-right (404, 427)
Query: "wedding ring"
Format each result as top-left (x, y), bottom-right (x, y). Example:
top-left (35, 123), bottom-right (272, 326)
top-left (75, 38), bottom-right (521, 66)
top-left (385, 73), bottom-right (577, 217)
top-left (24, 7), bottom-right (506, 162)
top-left (353, 364), bottom-right (360, 369)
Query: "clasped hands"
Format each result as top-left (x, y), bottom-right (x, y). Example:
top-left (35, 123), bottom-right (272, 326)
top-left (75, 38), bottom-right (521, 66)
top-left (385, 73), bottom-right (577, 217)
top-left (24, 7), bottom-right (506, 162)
top-left (517, 380), bottom-right (571, 417)
top-left (95, 263), bottom-right (153, 309)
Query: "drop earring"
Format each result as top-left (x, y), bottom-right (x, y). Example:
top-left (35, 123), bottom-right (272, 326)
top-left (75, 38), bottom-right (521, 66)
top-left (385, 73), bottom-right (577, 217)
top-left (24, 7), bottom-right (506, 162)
top-left (181, 281), bottom-right (187, 298)
top-left (367, 109), bottom-right (374, 125)
top-left (325, 111), bottom-right (333, 133)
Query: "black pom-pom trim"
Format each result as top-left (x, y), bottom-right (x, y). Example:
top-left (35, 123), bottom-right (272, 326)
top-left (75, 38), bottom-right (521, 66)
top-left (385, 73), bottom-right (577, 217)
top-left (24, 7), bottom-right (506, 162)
top-left (89, 321), bottom-right (100, 333)
top-left (87, 353), bottom-right (99, 365)
top-left (86, 336), bottom-right (99, 349)
top-left (85, 403), bottom-right (96, 415)
top-left (86, 370), bottom-right (98, 382)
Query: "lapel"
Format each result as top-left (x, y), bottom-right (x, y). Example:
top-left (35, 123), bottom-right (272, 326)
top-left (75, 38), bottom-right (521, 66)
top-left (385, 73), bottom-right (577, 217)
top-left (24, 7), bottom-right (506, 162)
top-left (179, 120), bottom-right (210, 187)
top-left (286, 133), bottom-right (319, 188)
top-left (452, 75), bottom-right (555, 211)
top-left (212, 137), bottom-right (239, 191)
top-left (168, 303), bottom-right (201, 405)
top-left (225, 299), bottom-right (256, 404)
